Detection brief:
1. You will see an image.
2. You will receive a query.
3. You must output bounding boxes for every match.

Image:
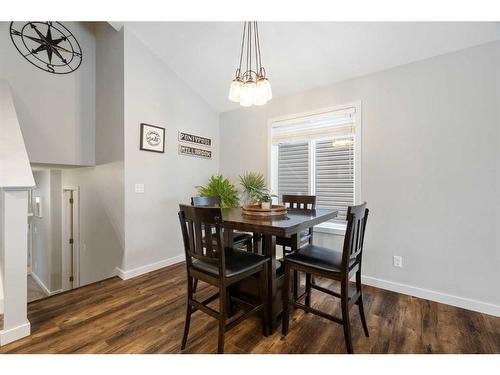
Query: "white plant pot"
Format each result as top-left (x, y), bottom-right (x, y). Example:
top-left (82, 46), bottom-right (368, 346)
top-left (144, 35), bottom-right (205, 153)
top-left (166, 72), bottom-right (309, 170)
top-left (261, 201), bottom-right (271, 209)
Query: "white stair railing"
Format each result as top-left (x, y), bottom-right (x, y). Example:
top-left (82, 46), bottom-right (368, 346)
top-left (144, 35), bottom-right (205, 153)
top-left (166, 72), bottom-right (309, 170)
top-left (0, 79), bottom-right (35, 345)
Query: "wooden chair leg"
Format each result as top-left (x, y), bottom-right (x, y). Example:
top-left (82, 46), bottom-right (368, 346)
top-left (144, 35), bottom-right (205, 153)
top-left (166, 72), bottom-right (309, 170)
top-left (356, 270), bottom-right (369, 337)
top-left (253, 234), bottom-right (260, 254)
top-left (246, 239), bottom-right (252, 252)
top-left (181, 276), bottom-right (194, 350)
top-left (282, 263), bottom-right (291, 336)
top-left (193, 278), bottom-right (198, 293)
top-left (260, 267), bottom-right (269, 336)
top-left (305, 273), bottom-right (312, 310)
top-left (218, 287), bottom-right (227, 354)
top-left (341, 279), bottom-right (354, 354)
top-left (293, 269), bottom-right (299, 301)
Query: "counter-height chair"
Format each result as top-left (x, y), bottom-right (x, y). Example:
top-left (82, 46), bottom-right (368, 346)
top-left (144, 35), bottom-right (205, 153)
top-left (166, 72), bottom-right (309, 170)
top-left (178, 204), bottom-right (269, 354)
top-left (276, 194), bottom-right (317, 299)
top-left (276, 194), bottom-right (316, 252)
top-left (191, 196), bottom-right (254, 293)
top-left (282, 203), bottom-right (370, 354)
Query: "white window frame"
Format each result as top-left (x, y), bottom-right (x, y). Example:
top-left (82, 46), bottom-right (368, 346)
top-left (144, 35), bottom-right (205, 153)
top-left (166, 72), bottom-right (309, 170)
top-left (267, 101), bottom-right (363, 234)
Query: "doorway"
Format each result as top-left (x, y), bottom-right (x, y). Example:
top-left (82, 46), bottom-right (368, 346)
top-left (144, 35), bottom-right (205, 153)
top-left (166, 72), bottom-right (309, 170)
top-left (62, 188), bottom-right (80, 291)
top-left (28, 168), bottom-right (81, 302)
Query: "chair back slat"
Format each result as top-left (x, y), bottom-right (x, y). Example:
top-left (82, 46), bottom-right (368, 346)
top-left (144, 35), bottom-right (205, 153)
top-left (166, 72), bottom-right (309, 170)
top-left (191, 196), bottom-right (221, 207)
top-left (194, 219), bottom-right (205, 257)
top-left (342, 203), bottom-right (369, 269)
top-left (179, 204), bottom-right (225, 270)
top-left (282, 195), bottom-right (316, 210)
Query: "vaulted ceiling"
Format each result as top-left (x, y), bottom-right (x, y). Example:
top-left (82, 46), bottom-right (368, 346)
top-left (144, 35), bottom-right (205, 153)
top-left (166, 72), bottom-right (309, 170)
top-left (126, 22), bottom-right (500, 113)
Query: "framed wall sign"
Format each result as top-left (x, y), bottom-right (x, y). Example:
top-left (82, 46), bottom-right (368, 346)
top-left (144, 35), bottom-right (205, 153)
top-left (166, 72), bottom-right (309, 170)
top-left (178, 144), bottom-right (212, 159)
top-left (178, 131), bottom-right (212, 147)
top-left (140, 123), bottom-right (165, 153)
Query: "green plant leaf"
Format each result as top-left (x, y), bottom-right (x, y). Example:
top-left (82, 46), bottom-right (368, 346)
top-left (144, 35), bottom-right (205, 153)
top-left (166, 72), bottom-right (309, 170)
top-left (239, 172), bottom-right (267, 205)
top-left (197, 175), bottom-right (240, 208)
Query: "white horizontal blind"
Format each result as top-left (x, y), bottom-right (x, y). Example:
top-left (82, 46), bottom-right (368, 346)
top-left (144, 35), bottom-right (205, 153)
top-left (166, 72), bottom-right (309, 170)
top-left (315, 138), bottom-right (354, 220)
top-left (278, 142), bottom-right (309, 198)
top-left (271, 105), bottom-right (358, 222)
top-left (272, 108), bottom-right (355, 143)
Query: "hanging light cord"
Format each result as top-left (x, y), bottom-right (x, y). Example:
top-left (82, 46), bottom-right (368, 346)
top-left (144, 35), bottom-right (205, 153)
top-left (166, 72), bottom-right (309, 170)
top-left (237, 21), bottom-right (266, 81)
top-left (237, 21), bottom-right (247, 77)
top-left (255, 22), bottom-right (263, 77)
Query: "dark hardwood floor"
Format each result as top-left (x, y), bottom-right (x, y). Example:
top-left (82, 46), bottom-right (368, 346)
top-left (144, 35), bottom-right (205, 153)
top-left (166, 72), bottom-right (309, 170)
top-left (1, 262), bottom-right (499, 354)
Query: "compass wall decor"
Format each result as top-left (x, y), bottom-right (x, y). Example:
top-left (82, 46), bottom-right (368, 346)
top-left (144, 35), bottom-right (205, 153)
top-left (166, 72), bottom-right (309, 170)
top-left (9, 21), bottom-right (83, 74)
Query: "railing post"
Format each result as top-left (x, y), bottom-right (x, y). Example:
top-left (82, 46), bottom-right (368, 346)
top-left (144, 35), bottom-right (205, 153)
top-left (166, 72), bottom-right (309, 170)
top-left (0, 188), bottom-right (31, 345)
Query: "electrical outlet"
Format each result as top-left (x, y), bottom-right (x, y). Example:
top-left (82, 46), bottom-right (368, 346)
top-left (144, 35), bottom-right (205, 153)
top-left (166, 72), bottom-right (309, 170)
top-left (393, 255), bottom-right (403, 268)
top-left (135, 183), bottom-right (145, 193)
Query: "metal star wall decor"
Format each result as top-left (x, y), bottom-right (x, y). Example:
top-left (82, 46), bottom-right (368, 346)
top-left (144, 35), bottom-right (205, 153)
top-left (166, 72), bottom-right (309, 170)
top-left (9, 21), bottom-right (83, 74)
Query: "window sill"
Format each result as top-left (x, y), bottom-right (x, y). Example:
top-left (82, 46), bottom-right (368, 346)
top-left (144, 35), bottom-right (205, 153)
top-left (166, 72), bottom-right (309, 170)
top-left (314, 222), bottom-right (346, 236)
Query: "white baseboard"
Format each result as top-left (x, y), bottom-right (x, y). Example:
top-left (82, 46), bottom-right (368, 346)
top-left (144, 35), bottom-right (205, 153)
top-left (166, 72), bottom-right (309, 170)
top-left (362, 275), bottom-right (500, 317)
top-left (0, 321), bottom-right (30, 346)
top-left (116, 254), bottom-right (185, 280)
top-left (30, 272), bottom-right (61, 296)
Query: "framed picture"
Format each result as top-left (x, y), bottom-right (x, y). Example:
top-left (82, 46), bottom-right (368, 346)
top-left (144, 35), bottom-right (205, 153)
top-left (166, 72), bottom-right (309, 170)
top-left (140, 123), bottom-right (165, 153)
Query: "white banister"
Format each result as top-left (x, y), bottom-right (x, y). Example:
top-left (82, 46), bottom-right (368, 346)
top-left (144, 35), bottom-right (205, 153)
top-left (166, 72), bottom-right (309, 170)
top-left (0, 80), bottom-right (35, 345)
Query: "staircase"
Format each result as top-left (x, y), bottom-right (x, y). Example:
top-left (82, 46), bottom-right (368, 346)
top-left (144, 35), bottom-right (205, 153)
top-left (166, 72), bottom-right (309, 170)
top-left (0, 79), bottom-right (34, 345)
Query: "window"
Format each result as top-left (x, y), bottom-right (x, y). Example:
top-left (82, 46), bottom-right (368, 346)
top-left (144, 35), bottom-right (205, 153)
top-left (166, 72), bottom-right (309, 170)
top-left (269, 103), bottom-right (361, 224)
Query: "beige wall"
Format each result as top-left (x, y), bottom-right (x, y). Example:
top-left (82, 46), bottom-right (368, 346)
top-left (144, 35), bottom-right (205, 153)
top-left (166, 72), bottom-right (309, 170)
top-left (219, 41), bottom-right (500, 311)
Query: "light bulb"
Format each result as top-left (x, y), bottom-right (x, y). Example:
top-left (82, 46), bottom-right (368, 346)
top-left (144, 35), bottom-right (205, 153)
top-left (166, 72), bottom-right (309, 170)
top-left (332, 137), bottom-right (354, 147)
top-left (240, 80), bottom-right (256, 107)
top-left (228, 77), bottom-right (243, 102)
top-left (254, 79), bottom-right (268, 105)
top-left (257, 77), bottom-right (272, 102)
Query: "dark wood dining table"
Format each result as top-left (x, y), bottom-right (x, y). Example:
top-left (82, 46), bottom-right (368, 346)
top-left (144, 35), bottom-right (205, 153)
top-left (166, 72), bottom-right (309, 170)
top-left (221, 207), bottom-right (338, 333)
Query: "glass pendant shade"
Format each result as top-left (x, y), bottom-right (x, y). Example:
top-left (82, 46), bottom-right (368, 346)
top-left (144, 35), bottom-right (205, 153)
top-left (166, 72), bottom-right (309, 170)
top-left (229, 22), bottom-right (272, 107)
top-left (228, 78), bottom-right (243, 102)
top-left (262, 78), bottom-right (272, 101)
top-left (255, 77), bottom-right (272, 105)
top-left (240, 80), bottom-right (256, 107)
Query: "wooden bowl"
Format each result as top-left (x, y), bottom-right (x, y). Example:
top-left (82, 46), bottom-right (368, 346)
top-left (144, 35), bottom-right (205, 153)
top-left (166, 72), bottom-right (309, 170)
top-left (242, 204), bottom-right (287, 217)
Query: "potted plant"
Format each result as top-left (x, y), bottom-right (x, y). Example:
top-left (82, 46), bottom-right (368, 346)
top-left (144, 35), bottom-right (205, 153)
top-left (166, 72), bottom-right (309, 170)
top-left (239, 172), bottom-right (266, 205)
top-left (196, 175), bottom-right (240, 208)
top-left (255, 189), bottom-right (277, 210)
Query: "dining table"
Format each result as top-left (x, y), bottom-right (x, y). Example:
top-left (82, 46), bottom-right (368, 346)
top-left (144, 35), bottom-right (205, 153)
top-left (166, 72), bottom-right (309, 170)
top-left (221, 207), bottom-right (338, 333)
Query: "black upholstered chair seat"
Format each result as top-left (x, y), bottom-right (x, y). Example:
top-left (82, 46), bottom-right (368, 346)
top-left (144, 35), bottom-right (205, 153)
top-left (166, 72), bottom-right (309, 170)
top-left (192, 248), bottom-right (268, 278)
top-left (285, 244), bottom-right (356, 273)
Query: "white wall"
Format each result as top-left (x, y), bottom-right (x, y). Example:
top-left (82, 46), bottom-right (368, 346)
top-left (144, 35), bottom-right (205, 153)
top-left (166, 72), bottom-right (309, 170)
top-left (59, 23), bottom-right (125, 286)
top-left (31, 169), bottom-right (63, 292)
top-left (49, 170), bottom-right (62, 291)
top-left (31, 170), bottom-right (51, 290)
top-left (62, 162), bottom-right (124, 285)
top-left (0, 22), bottom-right (96, 166)
top-left (0, 191), bottom-right (4, 313)
top-left (219, 41), bottom-right (500, 314)
top-left (31, 170), bottom-right (52, 291)
top-left (120, 28), bottom-right (220, 274)
top-left (95, 23), bottom-right (124, 165)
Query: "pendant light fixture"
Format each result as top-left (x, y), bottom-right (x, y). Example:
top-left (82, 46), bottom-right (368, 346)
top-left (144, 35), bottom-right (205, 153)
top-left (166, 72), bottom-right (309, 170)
top-left (229, 21), bottom-right (272, 107)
